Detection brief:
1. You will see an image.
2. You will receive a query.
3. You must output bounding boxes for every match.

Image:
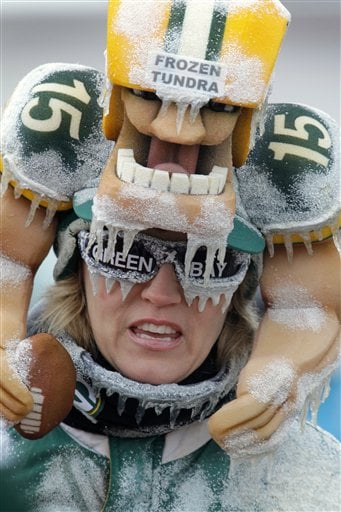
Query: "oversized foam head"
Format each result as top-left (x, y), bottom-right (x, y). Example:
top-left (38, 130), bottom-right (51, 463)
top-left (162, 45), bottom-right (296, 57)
top-left (104, 0), bottom-right (290, 164)
top-left (91, 0), bottom-right (289, 288)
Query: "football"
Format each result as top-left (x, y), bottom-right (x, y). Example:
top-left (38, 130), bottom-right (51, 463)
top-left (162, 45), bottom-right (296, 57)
top-left (15, 334), bottom-right (76, 440)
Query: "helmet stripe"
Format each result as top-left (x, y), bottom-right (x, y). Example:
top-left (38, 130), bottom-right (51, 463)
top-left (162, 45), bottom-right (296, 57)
top-left (178, 0), bottom-right (215, 59)
top-left (206, 2), bottom-right (228, 61)
top-left (164, 0), bottom-right (186, 54)
top-left (164, 0), bottom-right (227, 62)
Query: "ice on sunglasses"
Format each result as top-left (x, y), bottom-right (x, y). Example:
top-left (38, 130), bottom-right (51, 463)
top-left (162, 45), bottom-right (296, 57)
top-left (80, 228), bottom-right (250, 312)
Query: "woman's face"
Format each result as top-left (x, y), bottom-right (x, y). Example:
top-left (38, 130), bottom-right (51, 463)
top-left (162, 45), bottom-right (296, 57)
top-left (83, 263), bottom-right (227, 385)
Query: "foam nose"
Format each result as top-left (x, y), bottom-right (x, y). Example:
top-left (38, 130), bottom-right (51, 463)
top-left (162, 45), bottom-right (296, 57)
top-left (149, 103), bottom-right (206, 145)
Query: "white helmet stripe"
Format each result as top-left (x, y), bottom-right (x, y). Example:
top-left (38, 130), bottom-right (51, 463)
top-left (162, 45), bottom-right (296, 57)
top-left (178, 0), bottom-right (216, 59)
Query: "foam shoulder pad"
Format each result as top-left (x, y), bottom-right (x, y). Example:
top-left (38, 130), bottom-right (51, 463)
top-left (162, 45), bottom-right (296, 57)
top-left (1, 63), bottom-right (113, 209)
top-left (236, 103), bottom-right (340, 248)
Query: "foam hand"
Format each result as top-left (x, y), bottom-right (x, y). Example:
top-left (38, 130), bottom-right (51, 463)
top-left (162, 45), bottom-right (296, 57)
top-left (209, 239), bottom-right (340, 456)
top-left (0, 190), bottom-right (57, 423)
top-left (0, 63), bottom-right (112, 424)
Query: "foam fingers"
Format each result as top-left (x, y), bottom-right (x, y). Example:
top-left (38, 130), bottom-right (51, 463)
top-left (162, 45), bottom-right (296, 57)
top-left (0, 355), bottom-right (34, 422)
top-left (217, 399), bottom-right (296, 458)
top-left (314, 327), bottom-right (340, 373)
top-left (208, 394), bottom-right (269, 442)
top-left (0, 366), bottom-right (33, 422)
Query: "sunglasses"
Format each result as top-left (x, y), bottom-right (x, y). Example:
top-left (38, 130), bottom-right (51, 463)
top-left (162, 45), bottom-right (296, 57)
top-left (78, 230), bottom-right (250, 309)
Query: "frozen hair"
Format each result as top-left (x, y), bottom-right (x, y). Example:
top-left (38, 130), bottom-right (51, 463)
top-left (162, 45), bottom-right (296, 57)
top-left (35, 262), bottom-right (259, 368)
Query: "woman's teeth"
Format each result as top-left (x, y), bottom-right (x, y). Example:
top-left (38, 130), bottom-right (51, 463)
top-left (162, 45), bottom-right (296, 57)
top-left (134, 322), bottom-right (179, 341)
top-left (116, 148), bottom-right (227, 195)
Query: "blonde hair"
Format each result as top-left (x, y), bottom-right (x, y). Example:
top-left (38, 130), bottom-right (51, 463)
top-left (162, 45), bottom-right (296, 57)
top-left (36, 264), bottom-right (259, 367)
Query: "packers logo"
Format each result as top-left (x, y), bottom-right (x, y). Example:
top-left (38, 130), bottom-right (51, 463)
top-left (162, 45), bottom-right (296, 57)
top-left (73, 379), bottom-right (104, 422)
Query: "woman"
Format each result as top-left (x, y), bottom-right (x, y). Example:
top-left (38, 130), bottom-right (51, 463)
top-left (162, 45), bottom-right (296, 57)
top-left (1, 221), bottom-right (339, 512)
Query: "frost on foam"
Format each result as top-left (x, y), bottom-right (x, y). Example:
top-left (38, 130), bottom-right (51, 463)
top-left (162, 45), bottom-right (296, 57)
top-left (91, 192), bottom-right (236, 311)
top-left (236, 109), bottom-right (340, 235)
top-left (223, 421), bottom-right (339, 512)
top-left (268, 284), bottom-right (328, 332)
top-left (93, 188), bottom-right (233, 239)
top-left (5, 337), bottom-right (33, 388)
top-left (246, 357), bottom-right (296, 405)
top-left (223, 358), bottom-right (339, 464)
top-left (1, 63), bottom-right (113, 202)
top-left (112, 0), bottom-right (167, 89)
top-left (0, 254), bottom-right (31, 287)
top-left (220, 43), bottom-right (265, 105)
top-left (111, 0), bottom-right (287, 106)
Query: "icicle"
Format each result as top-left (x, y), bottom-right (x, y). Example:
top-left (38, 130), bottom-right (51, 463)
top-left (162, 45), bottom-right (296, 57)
top-left (159, 99), bottom-right (171, 118)
top-left (95, 226), bottom-right (104, 262)
top-left (105, 226), bottom-right (119, 262)
top-left (105, 277), bottom-right (116, 294)
top-left (117, 395), bottom-right (127, 416)
top-left (153, 403), bottom-right (168, 416)
top-left (322, 379), bottom-right (331, 402)
top-left (176, 102), bottom-right (189, 134)
top-left (13, 185), bottom-right (23, 199)
top-left (189, 99), bottom-right (206, 124)
top-left (0, 166), bottom-right (12, 197)
top-left (309, 377), bottom-right (332, 426)
top-left (169, 405), bottom-right (181, 429)
top-left (198, 295), bottom-right (209, 313)
top-left (119, 280), bottom-right (134, 301)
top-left (217, 244), bottom-right (227, 265)
top-left (89, 272), bottom-right (100, 296)
top-left (265, 234), bottom-right (275, 258)
top-left (184, 290), bottom-right (195, 308)
top-left (222, 291), bottom-right (233, 314)
top-left (43, 200), bottom-right (58, 230)
top-left (184, 238), bottom-right (200, 279)
top-left (25, 195), bottom-right (41, 227)
top-left (300, 396), bottom-right (309, 432)
top-left (190, 403), bottom-right (203, 420)
top-left (99, 80), bottom-right (113, 117)
top-left (204, 245), bottom-right (217, 283)
top-left (211, 293), bottom-right (222, 307)
top-left (122, 229), bottom-right (138, 258)
top-left (300, 232), bottom-right (314, 255)
top-left (316, 229), bottom-right (324, 242)
top-left (283, 234), bottom-right (294, 263)
top-left (87, 222), bottom-right (98, 254)
top-left (332, 225), bottom-right (341, 255)
top-left (135, 403), bottom-right (145, 425)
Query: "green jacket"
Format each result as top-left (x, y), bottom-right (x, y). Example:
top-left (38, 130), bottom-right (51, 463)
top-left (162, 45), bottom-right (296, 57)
top-left (1, 421), bottom-right (340, 512)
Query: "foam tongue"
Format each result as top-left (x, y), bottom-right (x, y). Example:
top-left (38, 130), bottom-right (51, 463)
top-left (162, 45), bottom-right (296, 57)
top-left (147, 136), bottom-right (200, 174)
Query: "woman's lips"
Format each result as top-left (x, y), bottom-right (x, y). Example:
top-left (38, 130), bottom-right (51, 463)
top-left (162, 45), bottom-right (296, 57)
top-left (128, 320), bottom-right (183, 351)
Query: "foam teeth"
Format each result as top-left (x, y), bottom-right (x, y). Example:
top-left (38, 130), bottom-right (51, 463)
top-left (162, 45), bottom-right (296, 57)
top-left (134, 165), bottom-right (153, 186)
top-left (151, 169), bottom-right (170, 191)
top-left (170, 172), bottom-right (190, 193)
top-left (116, 148), bottom-right (227, 195)
top-left (190, 174), bottom-right (209, 194)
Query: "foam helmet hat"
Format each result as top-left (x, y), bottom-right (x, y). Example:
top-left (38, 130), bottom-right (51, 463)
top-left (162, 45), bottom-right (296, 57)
top-left (103, 0), bottom-right (290, 167)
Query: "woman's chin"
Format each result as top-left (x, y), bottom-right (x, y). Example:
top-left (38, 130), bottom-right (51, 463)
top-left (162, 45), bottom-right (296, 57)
top-left (119, 363), bottom-right (188, 386)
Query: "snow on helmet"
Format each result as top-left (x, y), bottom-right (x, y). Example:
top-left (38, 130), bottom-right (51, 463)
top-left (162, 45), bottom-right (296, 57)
top-left (103, 0), bottom-right (290, 166)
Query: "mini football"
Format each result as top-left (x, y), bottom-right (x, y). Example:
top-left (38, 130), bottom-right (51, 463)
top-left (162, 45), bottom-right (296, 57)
top-left (15, 334), bottom-right (76, 440)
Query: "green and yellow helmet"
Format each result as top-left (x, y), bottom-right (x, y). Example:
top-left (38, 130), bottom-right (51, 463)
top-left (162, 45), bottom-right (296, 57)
top-left (103, 0), bottom-right (290, 166)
